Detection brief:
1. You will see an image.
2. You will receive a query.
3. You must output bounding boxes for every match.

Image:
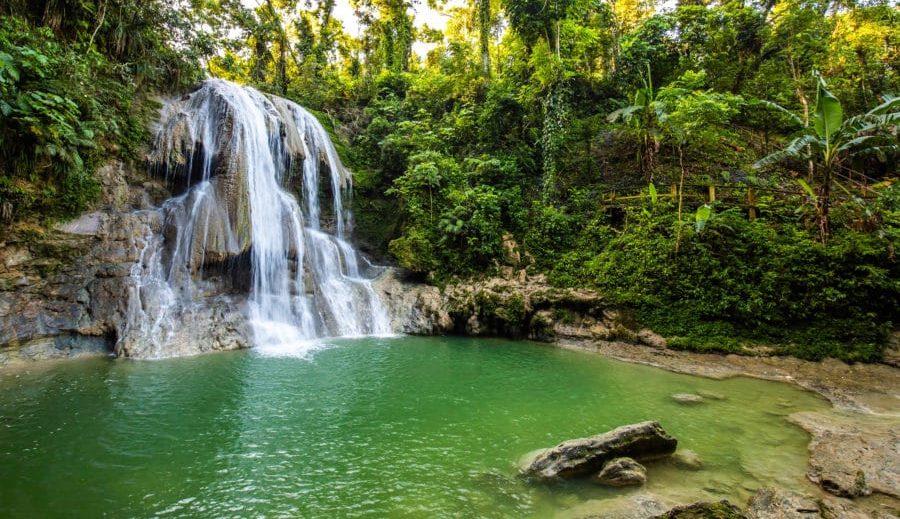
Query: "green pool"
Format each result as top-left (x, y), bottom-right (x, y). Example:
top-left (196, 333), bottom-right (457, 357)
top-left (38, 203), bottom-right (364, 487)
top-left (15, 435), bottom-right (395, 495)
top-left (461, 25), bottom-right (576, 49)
top-left (0, 337), bottom-right (828, 517)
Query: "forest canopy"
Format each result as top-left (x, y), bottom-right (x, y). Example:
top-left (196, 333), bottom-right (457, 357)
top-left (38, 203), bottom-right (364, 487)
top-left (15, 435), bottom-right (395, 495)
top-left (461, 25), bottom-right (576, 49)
top-left (0, 0), bottom-right (898, 361)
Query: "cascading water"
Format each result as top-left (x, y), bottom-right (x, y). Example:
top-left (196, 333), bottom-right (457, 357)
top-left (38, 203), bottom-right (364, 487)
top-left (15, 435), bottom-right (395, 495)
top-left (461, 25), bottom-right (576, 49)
top-left (120, 79), bottom-right (391, 358)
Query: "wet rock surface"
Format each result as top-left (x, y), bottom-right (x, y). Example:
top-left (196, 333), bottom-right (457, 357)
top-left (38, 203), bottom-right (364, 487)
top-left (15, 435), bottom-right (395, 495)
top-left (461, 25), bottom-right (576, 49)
top-left (576, 493), bottom-right (672, 519)
top-left (671, 449), bottom-right (704, 471)
top-left (374, 268), bottom-right (642, 343)
top-left (0, 167), bottom-right (168, 365)
top-left (746, 488), bottom-right (821, 518)
top-left (744, 487), bottom-right (897, 519)
top-left (787, 411), bottom-right (899, 499)
top-left (0, 159), bottom-right (254, 364)
top-left (594, 457), bottom-right (647, 487)
top-left (672, 393), bottom-right (706, 405)
top-left (520, 421), bottom-right (677, 481)
top-left (653, 500), bottom-right (747, 518)
top-left (372, 268), bottom-right (452, 335)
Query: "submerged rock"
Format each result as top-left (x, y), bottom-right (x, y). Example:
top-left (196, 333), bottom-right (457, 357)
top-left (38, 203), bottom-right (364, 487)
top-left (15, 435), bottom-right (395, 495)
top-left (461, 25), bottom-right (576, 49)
top-left (671, 449), bottom-right (704, 471)
top-left (672, 393), bottom-right (705, 405)
top-left (594, 457), bottom-right (647, 487)
top-left (746, 488), bottom-right (820, 518)
top-left (577, 493), bottom-right (672, 519)
top-left (520, 421), bottom-right (677, 481)
top-left (697, 390), bottom-right (727, 401)
top-left (654, 500), bottom-right (746, 518)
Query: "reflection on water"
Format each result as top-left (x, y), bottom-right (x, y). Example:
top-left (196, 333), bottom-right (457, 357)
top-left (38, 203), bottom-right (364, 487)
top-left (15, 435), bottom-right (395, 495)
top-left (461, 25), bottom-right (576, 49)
top-left (0, 337), bottom-right (829, 517)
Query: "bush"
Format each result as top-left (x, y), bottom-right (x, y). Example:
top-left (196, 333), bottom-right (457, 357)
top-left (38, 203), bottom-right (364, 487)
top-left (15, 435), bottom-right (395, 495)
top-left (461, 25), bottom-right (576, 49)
top-left (0, 17), bottom-right (154, 223)
top-left (578, 208), bottom-right (898, 361)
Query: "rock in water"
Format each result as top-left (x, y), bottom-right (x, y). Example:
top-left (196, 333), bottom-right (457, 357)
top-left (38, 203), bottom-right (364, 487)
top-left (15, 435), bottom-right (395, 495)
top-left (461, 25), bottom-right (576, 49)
top-left (671, 449), bottom-right (704, 471)
top-left (520, 421), bottom-right (677, 481)
top-left (654, 500), bottom-right (747, 518)
top-left (746, 488), bottom-right (821, 519)
top-left (787, 411), bottom-right (899, 499)
top-left (672, 393), bottom-right (705, 405)
top-left (595, 457), bottom-right (647, 487)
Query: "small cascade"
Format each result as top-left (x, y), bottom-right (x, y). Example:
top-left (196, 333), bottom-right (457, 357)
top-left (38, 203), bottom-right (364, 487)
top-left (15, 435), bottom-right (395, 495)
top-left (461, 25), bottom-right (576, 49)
top-left (121, 79), bottom-right (391, 358)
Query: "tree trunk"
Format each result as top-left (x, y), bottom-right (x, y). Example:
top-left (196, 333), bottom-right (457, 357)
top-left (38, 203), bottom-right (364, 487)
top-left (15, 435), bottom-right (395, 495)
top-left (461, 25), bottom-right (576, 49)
top-left (675, 145), bottom-right (686, 254)
top-left (478, 0), bottom-right (491, 78)
top-left (817, 167), bottom-right (831, 244)
top-left (788, 57), bottom-right (815, 182)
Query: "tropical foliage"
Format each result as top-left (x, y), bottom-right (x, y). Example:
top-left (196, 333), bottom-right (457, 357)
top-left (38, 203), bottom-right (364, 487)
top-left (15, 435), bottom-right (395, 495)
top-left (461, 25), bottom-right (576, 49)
top-left (1, 0), bottom-right (898, 360)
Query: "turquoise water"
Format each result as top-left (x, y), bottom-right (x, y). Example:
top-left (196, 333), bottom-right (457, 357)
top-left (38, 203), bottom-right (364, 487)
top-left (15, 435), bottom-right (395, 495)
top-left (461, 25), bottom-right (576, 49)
top-left (0, 337), bottom-right (828, 517)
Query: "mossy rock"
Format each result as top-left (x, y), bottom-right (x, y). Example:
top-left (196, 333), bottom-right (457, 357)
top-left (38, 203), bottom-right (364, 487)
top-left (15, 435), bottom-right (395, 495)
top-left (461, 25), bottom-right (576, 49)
top-left (653, 500), bottom-right (746, 519)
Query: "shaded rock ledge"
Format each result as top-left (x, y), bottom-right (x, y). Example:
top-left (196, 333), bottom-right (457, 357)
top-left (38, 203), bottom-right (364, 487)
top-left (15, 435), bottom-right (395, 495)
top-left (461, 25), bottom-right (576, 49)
top-left (372, 267), bottom-right (666, 347)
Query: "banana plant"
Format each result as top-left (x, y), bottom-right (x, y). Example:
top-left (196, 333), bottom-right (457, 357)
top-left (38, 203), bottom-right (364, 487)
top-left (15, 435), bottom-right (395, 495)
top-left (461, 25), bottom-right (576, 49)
top-left (608, 64), bottom-right (660, 178)
top-left (755, 73), bottom-right (899, 243)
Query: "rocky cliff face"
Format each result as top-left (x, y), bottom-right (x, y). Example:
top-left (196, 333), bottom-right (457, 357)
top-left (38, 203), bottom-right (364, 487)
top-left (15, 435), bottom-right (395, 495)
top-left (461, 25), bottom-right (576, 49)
top-left (373, 266), bottom-right (668, 348)
top-left (0, 161), bottom-right (253, 365)
top-left (1, 163), bottom-right (152, 363)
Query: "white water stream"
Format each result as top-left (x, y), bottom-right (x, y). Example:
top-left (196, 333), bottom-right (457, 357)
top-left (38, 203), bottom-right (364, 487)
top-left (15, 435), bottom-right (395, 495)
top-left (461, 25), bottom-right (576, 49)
top-left (121, 79), bottom-right (390, 358)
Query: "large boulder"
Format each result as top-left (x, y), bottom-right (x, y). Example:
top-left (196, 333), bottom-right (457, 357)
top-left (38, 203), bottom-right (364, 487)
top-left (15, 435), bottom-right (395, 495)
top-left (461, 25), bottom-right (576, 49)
top-left (594, 457), bottom-right (647, 487)
top-left (520, 421), bottom-right (677, 481)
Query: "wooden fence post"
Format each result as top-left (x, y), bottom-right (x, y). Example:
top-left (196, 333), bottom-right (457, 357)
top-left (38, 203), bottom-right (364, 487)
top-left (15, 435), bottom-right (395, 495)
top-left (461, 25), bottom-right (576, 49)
top-left (747, 188), bottom-right (757, 220)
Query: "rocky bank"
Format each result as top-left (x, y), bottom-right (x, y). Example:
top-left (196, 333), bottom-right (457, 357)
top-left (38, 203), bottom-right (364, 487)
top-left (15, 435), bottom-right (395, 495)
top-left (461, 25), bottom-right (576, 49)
top-left (372, 269), bottom-right (899, 518)
top-left (0, 160), bottom-right (252, 364)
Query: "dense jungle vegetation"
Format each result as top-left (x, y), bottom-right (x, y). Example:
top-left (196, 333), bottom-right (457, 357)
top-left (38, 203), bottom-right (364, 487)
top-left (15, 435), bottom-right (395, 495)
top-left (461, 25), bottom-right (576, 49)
top-left (0, 0), bottom-right (898, 360)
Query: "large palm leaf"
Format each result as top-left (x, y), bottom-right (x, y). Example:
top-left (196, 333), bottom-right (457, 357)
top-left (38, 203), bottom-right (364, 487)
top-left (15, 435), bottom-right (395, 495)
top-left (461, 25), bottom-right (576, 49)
top-left (753, 133), bottom-right (820, 169)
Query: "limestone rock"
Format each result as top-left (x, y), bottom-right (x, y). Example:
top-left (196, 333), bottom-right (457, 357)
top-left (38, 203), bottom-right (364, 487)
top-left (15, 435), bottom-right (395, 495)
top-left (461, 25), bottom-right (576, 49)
top-left (594, 457), bottom-right (647, 487)
top-left (501, 233), bottom-right (521, 266)
top-left (115, 296), bottom-right (251, 358)
top-left (0, 169), bottom-right (172, 365)
top-left (672, 393), bottom-right (706, 405)
top-left (55, 212), bottom-right (104, 236)
top-left (654, 500), bottom-right (746, 519)
top-left (746, 488), bottom-right (820, 518)
top-left (520, 421), bottom-right (677, 481)
top-left (577, 493), bottom-right (672, 519)
top-left (818, 495), bottom-right (889, 519)
top-left (638, 328), bottom-right (668, 349)
top-left (671, 449), bottom-right (704, 471)
top-left (788, 411), bottom-right (899, 498)
top-left (372, 268), bottom-right (453, 335)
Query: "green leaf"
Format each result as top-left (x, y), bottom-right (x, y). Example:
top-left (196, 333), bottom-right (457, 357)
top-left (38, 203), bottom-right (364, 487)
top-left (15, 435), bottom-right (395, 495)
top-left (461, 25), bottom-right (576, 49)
top-left (797, 179), bottom-right (816, 199)
top-left (755, 99), bottom-right (803, 127)
top-left (753, 134), bottom-right (820, 169)
top-left (695, 204), bottom-right (712, 232)
top-left (648, 182), bottom-right (657, 205)
top-left (866, 94), bottom-right (900, 117)
top-left (812, 75), bottom-right (842, 142)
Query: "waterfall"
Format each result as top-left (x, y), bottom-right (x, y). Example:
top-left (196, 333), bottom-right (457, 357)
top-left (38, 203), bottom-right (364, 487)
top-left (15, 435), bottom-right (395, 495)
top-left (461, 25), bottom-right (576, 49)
top-left (121, 79), bottom-right (391, 358)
